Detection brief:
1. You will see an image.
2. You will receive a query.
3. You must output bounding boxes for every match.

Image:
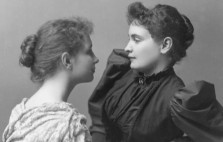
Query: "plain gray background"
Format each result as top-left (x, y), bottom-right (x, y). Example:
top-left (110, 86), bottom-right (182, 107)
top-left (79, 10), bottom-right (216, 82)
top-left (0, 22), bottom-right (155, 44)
top-left (0, 0), bottom-right (223, 135)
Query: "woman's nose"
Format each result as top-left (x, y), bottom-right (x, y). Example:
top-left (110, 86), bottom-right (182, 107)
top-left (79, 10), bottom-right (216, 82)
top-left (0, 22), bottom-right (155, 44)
top-left (94, 56), bottom-right (99, 64)
top-left (124, 42), bottom-right (132, 53)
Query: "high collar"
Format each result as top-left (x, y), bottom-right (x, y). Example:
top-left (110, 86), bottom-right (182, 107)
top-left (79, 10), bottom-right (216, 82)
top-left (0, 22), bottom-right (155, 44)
top-left (133, 67), bottom-right (175, 85)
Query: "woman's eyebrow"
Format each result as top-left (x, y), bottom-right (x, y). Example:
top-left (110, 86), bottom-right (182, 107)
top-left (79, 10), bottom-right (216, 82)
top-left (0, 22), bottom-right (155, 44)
top-left (130, 34), bottom-right (143, 39)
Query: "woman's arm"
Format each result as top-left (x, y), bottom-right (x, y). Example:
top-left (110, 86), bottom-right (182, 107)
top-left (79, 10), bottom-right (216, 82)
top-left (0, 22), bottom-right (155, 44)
top-left (88, 49), bottom-right (130, 142)
top-left (170, 81), bottom-right (223, 142)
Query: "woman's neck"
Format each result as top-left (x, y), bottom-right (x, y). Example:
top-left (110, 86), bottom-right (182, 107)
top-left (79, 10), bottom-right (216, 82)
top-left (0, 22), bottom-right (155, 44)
top-left (30, 71), bottom-right (76, 105)
top-left (143, 58), bottom-right (171, 76)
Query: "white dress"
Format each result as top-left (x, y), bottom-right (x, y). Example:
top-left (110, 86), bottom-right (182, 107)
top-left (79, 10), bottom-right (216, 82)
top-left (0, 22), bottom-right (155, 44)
top-left (2, 98), bottom-right (91, 142)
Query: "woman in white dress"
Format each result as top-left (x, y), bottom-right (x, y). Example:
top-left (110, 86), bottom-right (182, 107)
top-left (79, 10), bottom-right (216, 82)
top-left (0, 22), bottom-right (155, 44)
top-left (3, 17), bottom-right (99, 142)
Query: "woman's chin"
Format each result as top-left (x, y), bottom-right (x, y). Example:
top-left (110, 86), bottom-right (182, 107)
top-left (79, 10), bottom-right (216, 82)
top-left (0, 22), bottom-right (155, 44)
top-left (130, 63), bottom-right (139, 70)
top-left (130, 64), bottom-right (147, 73)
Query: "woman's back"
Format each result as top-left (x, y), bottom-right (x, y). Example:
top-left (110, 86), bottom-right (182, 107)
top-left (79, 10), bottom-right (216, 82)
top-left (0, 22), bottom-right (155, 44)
top-left (3, 98), bottom-right (91, 142)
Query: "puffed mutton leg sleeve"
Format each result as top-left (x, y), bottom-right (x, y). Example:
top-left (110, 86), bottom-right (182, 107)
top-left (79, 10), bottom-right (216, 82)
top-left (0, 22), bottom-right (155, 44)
top-left (171, 81), bottom-right (223, 142)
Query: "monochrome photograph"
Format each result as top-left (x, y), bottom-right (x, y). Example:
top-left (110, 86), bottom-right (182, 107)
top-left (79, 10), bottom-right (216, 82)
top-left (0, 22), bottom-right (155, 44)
top-left (0, 0), bottom-right (223, 141)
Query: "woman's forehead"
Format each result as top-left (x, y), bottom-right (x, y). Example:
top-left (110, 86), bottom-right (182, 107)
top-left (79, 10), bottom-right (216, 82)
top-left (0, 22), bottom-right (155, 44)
top-left (82, 34), bottom-right (92, 50)
top-left (128, 24), bottom-right (151, 38)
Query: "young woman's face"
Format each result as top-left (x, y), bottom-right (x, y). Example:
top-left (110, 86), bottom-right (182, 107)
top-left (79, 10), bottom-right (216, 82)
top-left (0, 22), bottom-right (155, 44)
top-left (125, 24), bottom-right (162, 73)
top-left (71, 35), bottom-right (99, 83)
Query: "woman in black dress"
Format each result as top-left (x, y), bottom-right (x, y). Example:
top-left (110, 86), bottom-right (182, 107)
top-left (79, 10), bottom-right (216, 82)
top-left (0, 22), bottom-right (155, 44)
top-left (89, 2), bottom-right (223, 142)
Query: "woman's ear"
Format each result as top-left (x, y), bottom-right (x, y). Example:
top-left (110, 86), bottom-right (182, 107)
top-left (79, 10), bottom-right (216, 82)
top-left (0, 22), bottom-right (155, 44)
top-left (160, 37), bottom-right (173, 54)
top-left (61, 52), bottom-right (72, 70)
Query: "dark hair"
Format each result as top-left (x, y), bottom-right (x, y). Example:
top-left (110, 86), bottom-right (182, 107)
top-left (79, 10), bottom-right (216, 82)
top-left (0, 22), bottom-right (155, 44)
top-left (127, 2), bottom-right (194, 65)
top-left (19, 17), bottom-right (93, 82)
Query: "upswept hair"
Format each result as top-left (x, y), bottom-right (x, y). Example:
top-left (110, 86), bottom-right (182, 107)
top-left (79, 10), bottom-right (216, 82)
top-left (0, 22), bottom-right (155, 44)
top-left (127, 2), bottom-right (194, 65)
top-left (19, 17), bottom-right (93, 82)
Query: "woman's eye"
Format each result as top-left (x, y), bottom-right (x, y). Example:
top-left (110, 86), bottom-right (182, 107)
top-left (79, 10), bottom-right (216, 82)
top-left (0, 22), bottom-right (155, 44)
top-left (133, 37), bottom-right (141, 43)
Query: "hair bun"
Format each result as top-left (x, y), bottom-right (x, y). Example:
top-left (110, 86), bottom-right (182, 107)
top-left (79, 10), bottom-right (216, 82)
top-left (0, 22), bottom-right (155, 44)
top-left (181, 15), bottom-right (194, 50)
top-left (19, 34), bottom-right (38, 67)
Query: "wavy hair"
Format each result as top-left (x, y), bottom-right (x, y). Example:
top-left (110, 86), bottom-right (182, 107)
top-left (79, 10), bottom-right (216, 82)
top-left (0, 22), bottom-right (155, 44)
top-left (127, 2), bottom-right (194, 65)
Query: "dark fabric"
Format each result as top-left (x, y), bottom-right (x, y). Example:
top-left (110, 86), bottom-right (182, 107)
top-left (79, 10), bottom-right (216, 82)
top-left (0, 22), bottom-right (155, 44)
top-left (171, 81), bottom-right (223, 142)
top-left (88, 49), bottom-right (184, 142)
top-left (88, 49), bottom-right (130, 135)
top-left (88, 49), bottom-right (223, 142)
top-left (92, 133), bottom-right (106, 142)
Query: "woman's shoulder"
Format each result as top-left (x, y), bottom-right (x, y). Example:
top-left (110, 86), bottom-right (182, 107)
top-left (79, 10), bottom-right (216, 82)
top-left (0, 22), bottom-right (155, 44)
top-left (157, 71), bottom-right (185, 100)
top-left (171, 80), bottom-right (216, 110)
top-left (169, 80), bottom-right (217, 114)
top-left (3, 99), bottom-right (91, 142)
top-left (10, 98), bottom-right (86, 121)
top-left (29, 100), bottom-right (89, 132)
top-left (170, 81), bottom-right (223, 142)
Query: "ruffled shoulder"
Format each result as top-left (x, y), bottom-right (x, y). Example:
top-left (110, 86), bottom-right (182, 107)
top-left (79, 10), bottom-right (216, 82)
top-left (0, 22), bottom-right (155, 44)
top-left (69, 112), bottom-right (91, 142)
top-left (3, 99), bottom-right (91, 142)
top-left (170, 81), bottom-right (223, 142)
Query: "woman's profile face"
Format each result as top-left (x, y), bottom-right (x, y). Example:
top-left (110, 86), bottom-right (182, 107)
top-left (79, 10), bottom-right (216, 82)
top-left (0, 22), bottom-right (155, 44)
top-left (125, 24), bottom-right (162, 73)
top-left (70, 35), bottom-right (99, 83)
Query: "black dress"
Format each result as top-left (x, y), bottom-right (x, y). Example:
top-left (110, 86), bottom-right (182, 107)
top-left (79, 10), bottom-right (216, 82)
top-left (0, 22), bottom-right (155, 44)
top-left (88, 49), bottom-right (223, 142)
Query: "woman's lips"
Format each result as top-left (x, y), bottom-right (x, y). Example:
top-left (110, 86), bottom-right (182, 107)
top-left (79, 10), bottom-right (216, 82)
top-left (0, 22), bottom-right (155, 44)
top-left (128, 56), bottom-right (136, 61)
top-left (92, 68), bottom-right (95, 73)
